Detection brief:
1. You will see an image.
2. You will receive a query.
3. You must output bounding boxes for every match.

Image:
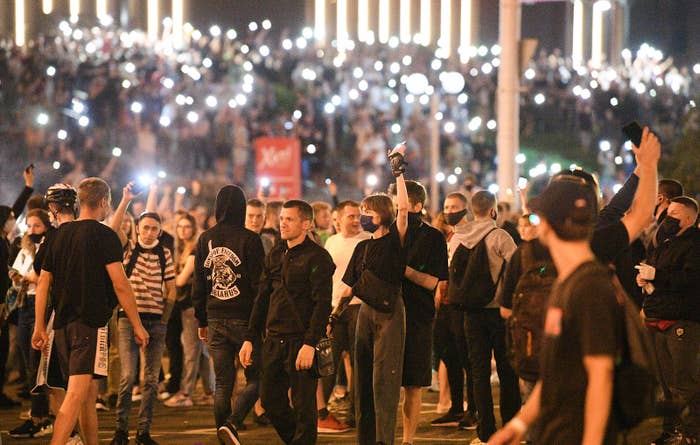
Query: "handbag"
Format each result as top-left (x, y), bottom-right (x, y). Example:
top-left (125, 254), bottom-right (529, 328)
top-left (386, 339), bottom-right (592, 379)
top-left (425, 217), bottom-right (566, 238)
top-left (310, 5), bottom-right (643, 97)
top-left (352, 243), bottom-right (401, 313)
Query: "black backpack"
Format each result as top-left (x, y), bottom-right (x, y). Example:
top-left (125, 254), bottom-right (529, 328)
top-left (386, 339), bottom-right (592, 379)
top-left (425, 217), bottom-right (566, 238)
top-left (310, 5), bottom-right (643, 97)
top-left (447, 228), bottom-right (505, 311)
top-left (507, 242), bottom-right (557, 382)
top-left (125, 243), bottom-right (167, 282)
top-left (609, 267), bottom-right (661, 432)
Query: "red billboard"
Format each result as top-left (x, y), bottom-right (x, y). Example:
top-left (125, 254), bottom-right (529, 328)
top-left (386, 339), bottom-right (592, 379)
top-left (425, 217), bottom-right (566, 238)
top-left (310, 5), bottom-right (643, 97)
top-left (254, 137), bottom-right (302, 199)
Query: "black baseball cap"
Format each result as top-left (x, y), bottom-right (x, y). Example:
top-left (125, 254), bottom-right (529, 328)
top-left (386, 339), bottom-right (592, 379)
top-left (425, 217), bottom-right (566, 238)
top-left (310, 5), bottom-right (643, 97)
top-left (528, 176), bottom-right (598, 240)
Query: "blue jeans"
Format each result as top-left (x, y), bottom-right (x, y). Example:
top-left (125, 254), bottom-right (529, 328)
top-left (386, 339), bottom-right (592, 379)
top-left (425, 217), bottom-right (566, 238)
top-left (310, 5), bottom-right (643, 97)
top-left (181, 307), bottom-right (214, 395)
top-left (116, 317), bottom-right (167, 434)
top-left (207, 318), bottom-right (259, 428)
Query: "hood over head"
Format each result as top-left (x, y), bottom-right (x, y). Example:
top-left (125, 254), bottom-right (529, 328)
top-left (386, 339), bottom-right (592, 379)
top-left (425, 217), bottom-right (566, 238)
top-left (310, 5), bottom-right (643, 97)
top-left (215, 185), bottom-right (247, 227)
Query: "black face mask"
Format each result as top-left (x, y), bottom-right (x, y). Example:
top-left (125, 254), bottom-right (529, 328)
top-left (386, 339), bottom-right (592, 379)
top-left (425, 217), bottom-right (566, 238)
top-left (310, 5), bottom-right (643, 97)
top-left (408, 212), bottom-right (423, 227)
top-left (657, 215), bottom-right (681, 242)
top-left (360, 214), bottom-right (380, 233)
top-left (28, 233), bottom-right (44, 244)
top-left (444, 209), bottom-right (467, 226)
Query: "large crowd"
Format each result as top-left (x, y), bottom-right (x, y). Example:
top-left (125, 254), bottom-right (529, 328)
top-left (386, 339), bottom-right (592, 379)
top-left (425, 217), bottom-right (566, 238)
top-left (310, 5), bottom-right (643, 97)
top-left (0, 16), bottom-right (698, 210)
top-left (0, 13), bottom-right (699, 445)
top-left (0, 125), bottom-right (698, 445)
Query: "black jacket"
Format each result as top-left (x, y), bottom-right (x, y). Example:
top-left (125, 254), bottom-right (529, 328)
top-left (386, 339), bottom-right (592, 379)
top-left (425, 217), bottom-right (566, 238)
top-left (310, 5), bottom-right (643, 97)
top-left (246, 236), bottom-right (335, 347)
top-left (643, 226), bottom-right (700, 322)
top-left (193, 186), bottom-right (265, 327)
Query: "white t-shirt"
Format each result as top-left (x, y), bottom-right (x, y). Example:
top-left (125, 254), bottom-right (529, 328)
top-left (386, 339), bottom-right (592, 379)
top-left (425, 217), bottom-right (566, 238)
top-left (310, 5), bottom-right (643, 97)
top-left (324, 231), bottom-right (371, 307)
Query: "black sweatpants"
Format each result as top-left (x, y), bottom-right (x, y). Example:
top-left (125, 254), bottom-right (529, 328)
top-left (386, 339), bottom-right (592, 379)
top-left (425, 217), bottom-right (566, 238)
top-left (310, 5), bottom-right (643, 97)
top-left (434, 304), bottom-right (476, 415)
top-left (465, 309), bottom-right (521, 441)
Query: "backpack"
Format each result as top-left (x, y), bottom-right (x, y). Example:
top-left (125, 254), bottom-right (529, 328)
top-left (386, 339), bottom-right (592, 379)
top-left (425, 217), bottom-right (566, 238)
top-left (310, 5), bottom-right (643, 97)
top-left (507, 242), bottom-right (557, 382)
top-left (447, 228), bottom-right (505, 311)
top-left (125, 243), bottom-right (167, 282)
top-left (609, 267), bottom-right (661, 432)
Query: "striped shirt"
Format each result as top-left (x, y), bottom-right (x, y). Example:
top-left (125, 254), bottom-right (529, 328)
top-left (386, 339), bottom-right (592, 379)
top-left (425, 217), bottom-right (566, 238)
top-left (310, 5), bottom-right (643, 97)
top-left (123, 242), bottom-right (175, 316)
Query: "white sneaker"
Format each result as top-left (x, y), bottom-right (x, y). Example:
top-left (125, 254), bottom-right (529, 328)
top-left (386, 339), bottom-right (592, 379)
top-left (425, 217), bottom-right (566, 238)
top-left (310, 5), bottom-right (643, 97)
top-left (66, 433), bottom-right (84, 444)
top-left (158, 391), bottom-right (172, 401)
top-left (164, 392), bottom-right (193, 408)
top-left (35, 420), bottom-right (53, 437)
top-left (469, 438), bottom-right (486, 445)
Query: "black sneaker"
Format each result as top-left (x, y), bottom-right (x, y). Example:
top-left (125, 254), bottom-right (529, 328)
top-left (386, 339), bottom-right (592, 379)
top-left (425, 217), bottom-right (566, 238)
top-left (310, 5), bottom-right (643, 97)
top-left (136, 431), bottom-right (159, 445)
top-left (253, 412), bottom-right (271, 426)
top-left (431, 411), bottom-right (464, 427)
top-left (10, 419), bottom-right (43, 438)
top-left (217, 422), bottom-right (241, 445)
top-left (457, 411), bottom-right (478, 430)
top-left (110, 430), bottom-right (130, 445)
top-left (651, 431), bottom-right (679, 445)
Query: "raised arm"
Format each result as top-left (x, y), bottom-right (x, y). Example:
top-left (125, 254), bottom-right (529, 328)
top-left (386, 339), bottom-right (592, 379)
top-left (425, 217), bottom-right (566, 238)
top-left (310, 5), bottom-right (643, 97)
top-left (110, 183), bottom-right (139, 247)
top-left (146, 184), bottom-right (158, 213)
top-left (12, 165), bottom-right (35, 218)
top-left (620, 127), bottom-right (660, 244)
top-left (389, 143), bottom-right (409, 245)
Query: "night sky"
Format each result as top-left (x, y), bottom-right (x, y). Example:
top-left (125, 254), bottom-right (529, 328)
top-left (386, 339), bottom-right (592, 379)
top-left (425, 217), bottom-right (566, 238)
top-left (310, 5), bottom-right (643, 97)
top-left (180, 0), bottom-right (699, 64)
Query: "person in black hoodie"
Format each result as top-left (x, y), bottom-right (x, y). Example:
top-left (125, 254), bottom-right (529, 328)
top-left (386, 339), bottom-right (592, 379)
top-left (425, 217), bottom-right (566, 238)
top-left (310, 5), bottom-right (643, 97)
top-left (240, 200), bottom-right (335, 445)
top-left (193, 185), bottom-right (265, 445)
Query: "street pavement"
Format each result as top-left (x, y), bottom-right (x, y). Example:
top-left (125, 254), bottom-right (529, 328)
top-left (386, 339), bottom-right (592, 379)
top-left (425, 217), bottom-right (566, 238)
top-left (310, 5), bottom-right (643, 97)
top-left (0, 384), bottom-right (661, 444)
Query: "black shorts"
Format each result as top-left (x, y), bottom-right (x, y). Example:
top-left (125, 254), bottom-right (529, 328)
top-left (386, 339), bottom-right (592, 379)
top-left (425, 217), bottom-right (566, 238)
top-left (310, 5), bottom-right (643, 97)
top-left (54, 319), bottom-right (109, 379)
top-left (402, 315), bottom-right (433, 387)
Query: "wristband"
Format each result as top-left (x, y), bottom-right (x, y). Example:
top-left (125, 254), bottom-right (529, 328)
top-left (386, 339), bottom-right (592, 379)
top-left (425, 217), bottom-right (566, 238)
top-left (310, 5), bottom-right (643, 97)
top-left (508, 417), bottom-right (528, 435)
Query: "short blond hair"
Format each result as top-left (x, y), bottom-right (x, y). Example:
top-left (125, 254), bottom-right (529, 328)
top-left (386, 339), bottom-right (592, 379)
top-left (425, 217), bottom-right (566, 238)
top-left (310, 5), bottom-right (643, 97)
top-left (78, 177), bottom-right (111, 209)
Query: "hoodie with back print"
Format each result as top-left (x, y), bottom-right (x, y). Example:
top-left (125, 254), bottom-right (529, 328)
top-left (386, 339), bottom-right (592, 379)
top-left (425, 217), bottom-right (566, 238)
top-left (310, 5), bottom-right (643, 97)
top-left (193, 185), bottom-right (265, 327)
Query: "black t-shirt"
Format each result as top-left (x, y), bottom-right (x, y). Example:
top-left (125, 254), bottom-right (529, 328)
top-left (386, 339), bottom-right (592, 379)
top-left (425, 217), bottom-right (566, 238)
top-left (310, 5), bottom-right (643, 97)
top-left (535, 261), bottom-right (622, 445)
top-left (498, 239), bottom-right (552, 309)
top-left (590, 221), bottom-right (629, 265)
top-left (42, 220), bottom-right (123, 329)
top-left (343, 225), bottom-right (406, 289)
top-left (401, 222), bottom-right (449, 322)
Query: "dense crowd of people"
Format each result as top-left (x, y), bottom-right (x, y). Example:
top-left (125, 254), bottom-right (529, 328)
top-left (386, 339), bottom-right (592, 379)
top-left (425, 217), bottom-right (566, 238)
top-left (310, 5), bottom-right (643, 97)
top-left (0, 123), bottom-right (698, 445)
top-left (0, 16), bottom-right (698, 210)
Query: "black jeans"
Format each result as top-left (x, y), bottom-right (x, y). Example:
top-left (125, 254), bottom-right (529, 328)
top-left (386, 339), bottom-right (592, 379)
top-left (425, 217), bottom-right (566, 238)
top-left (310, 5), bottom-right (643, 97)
top-left (465, 309), bottom-right (521, 441)
top-left (207, 319), bottom-right (259, 428)
top-left (653, 321), bottom-right (700, 437)
top-left (260, 336), bottom-right (318, 445)
top-left (434, 304), bottom-right (476, 415)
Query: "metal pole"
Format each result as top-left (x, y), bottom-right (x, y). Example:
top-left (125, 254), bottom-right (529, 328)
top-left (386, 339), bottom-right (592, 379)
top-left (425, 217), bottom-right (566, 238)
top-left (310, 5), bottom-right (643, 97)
top-left (496, 0), bottom-right (520, 203)
top-left (430, 94), bottom-right (440, 212)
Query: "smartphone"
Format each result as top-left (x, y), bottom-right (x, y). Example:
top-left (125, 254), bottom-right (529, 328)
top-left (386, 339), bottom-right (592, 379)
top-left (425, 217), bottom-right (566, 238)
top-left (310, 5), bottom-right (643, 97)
top-left (325, 178), bottom-right (332, 185)
top-left (25, 163), bottom-right (34, 173)
top-left (622, 121), bottom-right (643, 147)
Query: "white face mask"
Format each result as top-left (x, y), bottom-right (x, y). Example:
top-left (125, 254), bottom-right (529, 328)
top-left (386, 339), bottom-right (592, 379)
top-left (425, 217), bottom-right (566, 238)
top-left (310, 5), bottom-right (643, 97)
top-left (138, 236), bottom-right (160, 249)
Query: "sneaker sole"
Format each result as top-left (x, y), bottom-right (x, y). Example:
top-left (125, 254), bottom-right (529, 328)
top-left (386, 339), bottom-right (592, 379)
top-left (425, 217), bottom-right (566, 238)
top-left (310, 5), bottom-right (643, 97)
top-left (217, 428), bottom-right (241, 445)
top-left (318, 427), bottom-right (352, 433)
top-left (459, 425), bottom-right (478, 430)
top-left (430, 421), bottom-right (460, 427)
